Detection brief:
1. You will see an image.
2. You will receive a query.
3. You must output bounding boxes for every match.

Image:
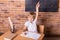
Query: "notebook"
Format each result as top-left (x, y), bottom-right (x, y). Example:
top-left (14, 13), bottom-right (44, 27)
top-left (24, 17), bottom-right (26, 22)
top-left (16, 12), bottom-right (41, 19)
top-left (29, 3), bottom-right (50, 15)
top-left (4, 33), bottom-right (16, 40)
top-left (20, 31), bottom-right (41, 39)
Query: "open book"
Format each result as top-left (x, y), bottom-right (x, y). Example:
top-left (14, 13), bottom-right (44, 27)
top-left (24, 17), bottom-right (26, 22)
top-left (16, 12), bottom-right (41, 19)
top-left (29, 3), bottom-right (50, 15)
top-left (20, 31), bottom-right (41, 40)
top-left (4, 33), bottom-right (16, 40)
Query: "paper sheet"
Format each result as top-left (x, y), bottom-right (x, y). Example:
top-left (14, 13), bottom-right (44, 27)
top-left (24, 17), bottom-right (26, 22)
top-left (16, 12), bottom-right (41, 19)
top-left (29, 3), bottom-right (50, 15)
top-left (20, 31), bottom-right (41, 39)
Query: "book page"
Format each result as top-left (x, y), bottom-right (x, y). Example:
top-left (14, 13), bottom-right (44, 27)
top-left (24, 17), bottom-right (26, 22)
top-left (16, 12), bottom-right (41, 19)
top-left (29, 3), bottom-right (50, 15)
top-left (20, 31), bottom-right (41, 39)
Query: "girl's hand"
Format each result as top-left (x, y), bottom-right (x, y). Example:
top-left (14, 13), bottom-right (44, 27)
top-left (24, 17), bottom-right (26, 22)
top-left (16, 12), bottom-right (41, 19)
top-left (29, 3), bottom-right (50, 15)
top-left (36, 2), bottom-right (40, 8)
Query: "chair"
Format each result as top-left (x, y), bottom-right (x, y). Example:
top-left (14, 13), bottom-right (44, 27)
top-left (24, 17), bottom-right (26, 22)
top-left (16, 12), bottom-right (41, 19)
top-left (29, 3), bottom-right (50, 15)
top-left (38, 25), bottom-right (45, 40)
top-left (38, 25), bottom-right (44, 34)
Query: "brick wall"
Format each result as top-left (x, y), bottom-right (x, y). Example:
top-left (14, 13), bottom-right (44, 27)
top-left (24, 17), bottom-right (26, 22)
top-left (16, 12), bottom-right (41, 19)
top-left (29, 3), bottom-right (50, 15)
top-left (0, 0), bottom-right (27, 32)
top-left (0, 0), bottom-right (60, 35)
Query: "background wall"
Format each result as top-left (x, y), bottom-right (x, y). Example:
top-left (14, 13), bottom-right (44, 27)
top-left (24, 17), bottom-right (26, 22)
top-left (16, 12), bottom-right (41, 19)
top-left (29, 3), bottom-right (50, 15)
top-left (0, 0), bottom-right (60, 35)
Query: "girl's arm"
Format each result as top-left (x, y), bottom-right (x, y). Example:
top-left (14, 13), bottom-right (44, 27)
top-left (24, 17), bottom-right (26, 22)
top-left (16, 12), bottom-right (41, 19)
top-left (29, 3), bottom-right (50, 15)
top-left (34, 2), bottom-right (40, 22)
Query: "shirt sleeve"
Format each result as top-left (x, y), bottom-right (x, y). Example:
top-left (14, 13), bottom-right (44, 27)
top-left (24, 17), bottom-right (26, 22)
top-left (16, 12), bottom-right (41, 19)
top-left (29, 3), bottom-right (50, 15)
top-left (33, 19), bottom-right (37, 23)
top-left (24, 22), bottom-right (28, 27)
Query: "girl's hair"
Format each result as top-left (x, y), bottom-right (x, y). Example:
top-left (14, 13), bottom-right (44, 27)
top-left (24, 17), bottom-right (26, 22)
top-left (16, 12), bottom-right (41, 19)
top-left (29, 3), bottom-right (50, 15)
top-left (28, 14), bottom-right (33, 18)
top-left (30, 12), bottom-right (35, 15)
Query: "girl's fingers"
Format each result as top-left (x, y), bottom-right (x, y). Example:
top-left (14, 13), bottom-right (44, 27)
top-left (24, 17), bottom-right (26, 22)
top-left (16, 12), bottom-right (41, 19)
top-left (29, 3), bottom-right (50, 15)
top-left (36, 2), bottom-right (40, 7)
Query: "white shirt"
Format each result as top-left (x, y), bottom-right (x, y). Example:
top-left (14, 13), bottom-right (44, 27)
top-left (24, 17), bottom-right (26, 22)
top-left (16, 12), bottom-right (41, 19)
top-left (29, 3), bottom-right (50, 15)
top-left (24, 20), bottom-right (37, 33)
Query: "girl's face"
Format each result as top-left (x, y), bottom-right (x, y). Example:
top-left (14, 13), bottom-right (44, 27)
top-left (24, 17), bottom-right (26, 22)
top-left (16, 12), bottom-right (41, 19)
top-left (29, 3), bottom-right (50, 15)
top-left (28, 16), bottom-right (33, 22)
